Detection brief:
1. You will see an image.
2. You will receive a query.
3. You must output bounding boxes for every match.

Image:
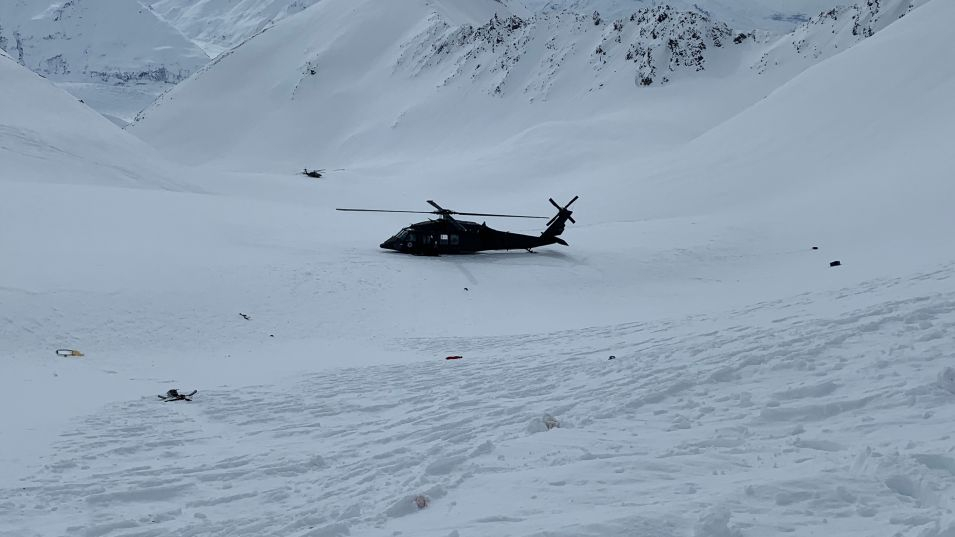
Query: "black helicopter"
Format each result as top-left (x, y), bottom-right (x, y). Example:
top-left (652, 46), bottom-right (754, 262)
top-left (337, 196), bottom-right (577, 255)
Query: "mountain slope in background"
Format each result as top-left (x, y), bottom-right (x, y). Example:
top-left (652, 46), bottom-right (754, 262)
top-left (145, 0), bottom-right (324, 58)
top-left (0, 0), bottom-right (209, 123)
top-left (0, 49), bottom-right (183, 189)
top-left (755, 0), bottom-right (930, 76)
top-left (130, 0), bottom-right (919, 173)
top-left (129, 0), bottom-right (773, 169)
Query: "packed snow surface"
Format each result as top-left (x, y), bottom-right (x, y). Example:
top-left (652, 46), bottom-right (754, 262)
top-left (2, 0), bottom-right (955, 536)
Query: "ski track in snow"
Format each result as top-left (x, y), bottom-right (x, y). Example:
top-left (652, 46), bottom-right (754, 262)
top-left (3, 268), bottom-right (955, 537)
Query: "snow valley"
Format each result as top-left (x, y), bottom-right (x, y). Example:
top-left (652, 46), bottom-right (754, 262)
top-left (1, 1), bottom-right (954, 536)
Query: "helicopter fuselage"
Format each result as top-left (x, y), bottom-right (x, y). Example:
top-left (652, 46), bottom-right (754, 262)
top-left (380, 219), bottom-right (565, 255)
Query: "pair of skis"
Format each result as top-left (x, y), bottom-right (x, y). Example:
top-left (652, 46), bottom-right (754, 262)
top-left (158, 389), bottom-right (197, 402)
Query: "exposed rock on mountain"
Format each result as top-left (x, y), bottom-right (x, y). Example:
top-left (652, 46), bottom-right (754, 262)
top-left (754, 0), bottom-right (929, 74)
top-left (393, 5), bottom-right (755, 98)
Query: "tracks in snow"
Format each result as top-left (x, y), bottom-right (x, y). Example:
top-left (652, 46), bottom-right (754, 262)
top-left (3, 269), bottom-right (955, 537)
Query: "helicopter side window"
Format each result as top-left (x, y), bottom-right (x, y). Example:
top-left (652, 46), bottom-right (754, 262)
top-left (439, 234), bottom-right (449, 245)
top-left (450, 235), bottom-right (459, 245)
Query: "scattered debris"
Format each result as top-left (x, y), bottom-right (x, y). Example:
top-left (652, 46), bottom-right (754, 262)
top-left (608, 355), bottom-right (616, 360)
top-left (239, 313), bottom-right (251, 320)
top-left (812, 246), bottom-right (819, 250)
top-left (446, 355), bottom-right (463, 360)
top-left (159, 389), bottom-right (197, 402)
top-left (829, 260), bottom-right (842, 267)
top-left (464, 287), bottom-right (469, 291)
top-left (414, 494), bottom-right (430, 509)
top-left (302, 168), bottom-right (324, 179)
top-left (543, 414), bottom-right (560, 430)
top-left (55, 348), bottom-right (84, 357)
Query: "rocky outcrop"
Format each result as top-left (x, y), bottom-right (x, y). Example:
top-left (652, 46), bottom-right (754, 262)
top-left (397, 5), bottom-right (756, 99)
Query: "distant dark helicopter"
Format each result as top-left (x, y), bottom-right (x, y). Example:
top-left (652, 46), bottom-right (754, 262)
top-left (337, 196), bottom-right (578, 255)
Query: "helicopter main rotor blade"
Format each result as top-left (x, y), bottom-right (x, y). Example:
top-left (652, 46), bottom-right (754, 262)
top-left (454, 211), bottom-right (548, 219)
top-left (336, 208), bottom-right (437, 215)
top-left (427, 200), bottom-right (545, 219)
top-left (426, 200), bottom-right (448, 213)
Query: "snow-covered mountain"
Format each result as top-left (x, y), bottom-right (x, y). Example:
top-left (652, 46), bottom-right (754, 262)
top-left (130, 0), bottom-right (917, 172)
top-left (145, 0), bottom-right (324, 58)
top-left (129, 0), bottom-right (768, 169)
top-left (0, 0), bottom-right (209, 123)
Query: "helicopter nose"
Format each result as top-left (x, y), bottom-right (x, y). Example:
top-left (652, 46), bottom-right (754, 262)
top-left (380, 237), bottom-right (399, 251)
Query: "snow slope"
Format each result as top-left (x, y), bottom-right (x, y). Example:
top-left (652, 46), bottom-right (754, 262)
top-left (754, 0), bottom-right (931, 78)
top-left (0, 51), bottom-right (183, 189)
top-left (2, 0), bottom-right (955, 536)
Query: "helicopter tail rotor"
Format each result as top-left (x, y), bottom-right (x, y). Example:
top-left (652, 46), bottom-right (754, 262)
top-left (541, 196), bottom-right (578, 240)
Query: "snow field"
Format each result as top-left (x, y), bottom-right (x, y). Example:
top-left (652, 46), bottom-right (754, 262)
top-left (3, 263), bottom-right (955, 537)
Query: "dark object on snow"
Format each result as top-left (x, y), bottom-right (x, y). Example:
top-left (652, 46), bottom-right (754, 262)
top-left (830, 260), bottom-right (842, 267)
top-left (159, 389), bottom-right (197, 402)
top-left (812, 246), bottom-right (819, 250)
top-left (608, 355), bottom-right (616, 360)
top-left (336, 196), bottom-right (578, 255)
top-left (446, 355), bottom-right (463, 360)
top-left (55, 348), bottom-right (84, 357)
top-left (239, 313), bottom-right (251, 320)
top-left (302, 168), bottom-right (324, 178)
